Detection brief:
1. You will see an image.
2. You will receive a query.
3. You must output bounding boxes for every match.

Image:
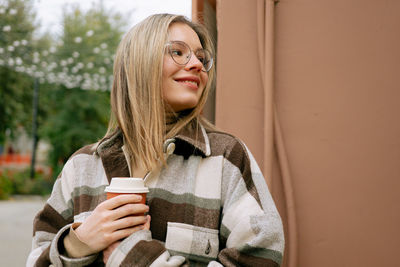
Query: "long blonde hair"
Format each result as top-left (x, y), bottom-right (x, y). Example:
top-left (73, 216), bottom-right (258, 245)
top-left (104, 14), bottom-right (216, 172)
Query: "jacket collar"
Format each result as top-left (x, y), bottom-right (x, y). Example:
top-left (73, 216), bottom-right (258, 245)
top-left (96, 122), bottom-right (211, 182)
top-left (174, 122), bottom-right (211, 157)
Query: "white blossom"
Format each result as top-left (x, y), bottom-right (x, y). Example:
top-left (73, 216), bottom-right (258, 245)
top-left (49, 46), bottom-right (56, 53)
top-left (72, 51), bottom-right (80, 58)
top-left (76, 62), bottom-right (84, 69)
top-left (15, 57), bottom-right (23, 65)
top-left (61, 60), bottom-right (67, 66)
top-left (21, 39), bottom-right (28, 45)
top-left (100, 43), bottom-right (108, 49)
top-left (74, 37), bottom-right (82, 43)
top-left (8, 58), bottom-right (14, 66)
top-left (9, 9), bottom-right (17, 15)
top-left (13, 40), bottom-right (20, 46)
top-left (3, 25), bottom-right (11, 32)
top-left (93, 47), bottom-right (100, 54)
top-left (87, 62), bottom-right (94, 69)
top-left (0, 48), bottom-right (4, 53)
top-left (0, 8), bottom-right (5, 14)
top-left (86, 30), bottom-right (94, 37)
top-left (67, 58), bottom-right (73, 64)
top-left (99, 67), bottom-right (106, 74)
top-left (42, 50), bottom-right (49, 56)
top-left (104, 58), bottom-right (111, 64)
top-left (8, 45), bottom-right (14, 52)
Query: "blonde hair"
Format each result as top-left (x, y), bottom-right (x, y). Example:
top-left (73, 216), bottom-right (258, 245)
top-left (104, 14), bottom-right (216, 172)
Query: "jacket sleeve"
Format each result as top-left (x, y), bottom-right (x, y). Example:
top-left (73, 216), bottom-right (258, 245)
top-left (26, 158), bottom-right (99, 267)
top-left (215, 139), bottom-right (285, 266)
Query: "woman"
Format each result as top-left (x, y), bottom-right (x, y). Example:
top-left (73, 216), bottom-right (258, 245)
top-left (27, 14), bottom-right (284, 266)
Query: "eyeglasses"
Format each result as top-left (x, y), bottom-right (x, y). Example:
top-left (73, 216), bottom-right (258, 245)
top-left (165, 41), bottom-right (213, 72)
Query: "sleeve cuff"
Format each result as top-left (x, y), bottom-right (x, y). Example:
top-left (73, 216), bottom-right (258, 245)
top-left (64, 222), bottom-right (97, 258)
top-left (49, 223), bottom-right (99, 267)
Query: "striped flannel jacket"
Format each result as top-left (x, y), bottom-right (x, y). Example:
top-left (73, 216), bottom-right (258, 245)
top-left (27, 123), bottom-right (284, 266)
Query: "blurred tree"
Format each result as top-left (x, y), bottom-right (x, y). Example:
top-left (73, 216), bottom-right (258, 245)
top-left (0, 0), bottom-right (37, 144)
top-left (39, 3), bottom-right (126, 173)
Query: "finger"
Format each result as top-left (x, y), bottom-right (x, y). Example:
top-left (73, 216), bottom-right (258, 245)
top-left (110, 215), bottom-right (147, 231)
top-left (143, 215), bottom-right (151, 230)
top-left (103, 241), bottom-right (120, 264)
top-left (112, 224), bottom-right (145, 241)
top-left (101, 194), bottom-right (142, 210)
top-left (111, 203), bottom-right (149, 220)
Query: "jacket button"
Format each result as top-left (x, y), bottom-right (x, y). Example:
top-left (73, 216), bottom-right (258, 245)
top-left (166, 143), bottom-right (175, 155)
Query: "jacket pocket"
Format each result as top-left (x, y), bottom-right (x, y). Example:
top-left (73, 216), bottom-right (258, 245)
top-left (165, 222), bottom-right (219, 262)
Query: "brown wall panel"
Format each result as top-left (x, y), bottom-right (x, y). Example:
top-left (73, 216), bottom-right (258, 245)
top-left (274, 0), bottom-right (400, 266)
top-left (215, 0), bottom-right (400, 266)
top-left (215, 0), bottom-right (265, 164)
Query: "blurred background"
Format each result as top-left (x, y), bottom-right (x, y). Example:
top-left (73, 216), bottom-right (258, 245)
top-left (0, 0), bottom-right (191, 198)
top-left (0, 0), bottom-right (190, 265)
top-left (1, 0), bottom-right (400, 267)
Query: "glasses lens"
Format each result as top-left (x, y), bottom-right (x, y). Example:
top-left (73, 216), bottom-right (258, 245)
top-left (167, 41), bottom-right (213, 72)
top-left (195, 49), bottom-right (213, 72)
top-left (168, 42), bottom-right (190, 65)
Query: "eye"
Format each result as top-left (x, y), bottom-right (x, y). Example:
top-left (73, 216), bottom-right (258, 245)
top-left (195, 51), bottom-right (207, 63)
top-left (171, 48), bottom-right (183, 57)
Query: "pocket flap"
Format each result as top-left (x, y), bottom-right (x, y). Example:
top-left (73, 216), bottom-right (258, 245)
top-left (166, 222), bottom-right (219, 262)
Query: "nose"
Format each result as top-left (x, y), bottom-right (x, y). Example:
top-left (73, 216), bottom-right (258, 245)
top-left (184, 53), bottom-right (203, 72)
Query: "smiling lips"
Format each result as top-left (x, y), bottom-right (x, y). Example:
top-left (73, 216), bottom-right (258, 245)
top-left (174, 76), bottom-right (200, 90)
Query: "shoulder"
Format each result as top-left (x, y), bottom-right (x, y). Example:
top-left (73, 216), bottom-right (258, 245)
top-left (70, 143), bottom-right (98, 158)
top-left (205, 128), bottom-right (250, 166)
top-left (63, 143), bottom-right (100, 172)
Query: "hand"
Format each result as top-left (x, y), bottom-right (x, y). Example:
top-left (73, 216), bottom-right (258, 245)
top-left (103, 215), bottom-right (151, 264)
top-left (75, 194), bottom-right (149, 253)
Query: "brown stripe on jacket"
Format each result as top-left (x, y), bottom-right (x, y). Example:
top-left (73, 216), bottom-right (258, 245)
top-left (120, 240), bottom-right (167, 267)
top-left (148, 197), bottom-right (220, 242)
top-left (207, 131), bottom-right (262, 207)
top-left (73, 193), bottom-right (106, 215)
top-left (34, 245), bottom-right (51, 267)
top-left (97, 135), bottom-right (130, 183)
top-left (33, 203), bottom-right (72, 235)
top-left (70, 143), bottom-right (97, 157)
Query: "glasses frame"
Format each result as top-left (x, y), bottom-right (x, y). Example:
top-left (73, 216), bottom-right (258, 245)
top-left (165, 41), bottom-right (213, 72)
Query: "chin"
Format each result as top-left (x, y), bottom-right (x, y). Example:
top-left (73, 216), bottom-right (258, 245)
top-left (170, 102), bottom-right (198, 112)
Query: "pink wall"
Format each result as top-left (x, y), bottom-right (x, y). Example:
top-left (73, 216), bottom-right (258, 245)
top-left (200, 0), bottom-right (400, 266)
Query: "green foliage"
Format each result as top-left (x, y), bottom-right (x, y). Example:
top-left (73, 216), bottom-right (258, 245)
top-left (38, 3), bottom-right (125, 173)
top-left (0, 169), bottom-right (53, 199)
top-left (40, 88), bottom-right (110, 168)
top-left (1, 1), bottom-right (127, 179)
top-left (0, 174), bottom-right (13, 199)
top-left (0, 0), bottom-right (36, 143)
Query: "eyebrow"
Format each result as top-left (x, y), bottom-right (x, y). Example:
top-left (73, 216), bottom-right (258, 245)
top-left (169, 40), bottom-right (204, 51)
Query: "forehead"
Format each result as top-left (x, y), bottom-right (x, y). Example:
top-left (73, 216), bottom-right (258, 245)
top-left (167, 23), bottom-right (203, 49)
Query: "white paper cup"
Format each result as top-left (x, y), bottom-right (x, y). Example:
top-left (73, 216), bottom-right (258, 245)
top-left (105, 178), bottom-right (149, 205)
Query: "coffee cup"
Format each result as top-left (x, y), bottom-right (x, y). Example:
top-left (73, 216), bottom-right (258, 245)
top-left (105, 177), bottom-right (149, 205)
